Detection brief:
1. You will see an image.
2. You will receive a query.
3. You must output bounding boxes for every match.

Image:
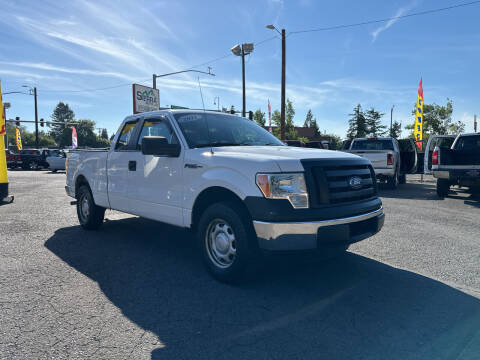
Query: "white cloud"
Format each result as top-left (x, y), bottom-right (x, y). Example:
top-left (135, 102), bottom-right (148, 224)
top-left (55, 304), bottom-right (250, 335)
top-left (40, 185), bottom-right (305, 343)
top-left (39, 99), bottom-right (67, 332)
top-left (371, 2), bottom-right (417, 42)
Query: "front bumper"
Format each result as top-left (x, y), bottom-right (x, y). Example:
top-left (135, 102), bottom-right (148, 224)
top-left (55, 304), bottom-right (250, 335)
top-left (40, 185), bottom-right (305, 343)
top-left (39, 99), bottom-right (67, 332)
top-left (65, 185), bottom-right (75, 198)
top-left (253, 207), bottom-right (384, 251)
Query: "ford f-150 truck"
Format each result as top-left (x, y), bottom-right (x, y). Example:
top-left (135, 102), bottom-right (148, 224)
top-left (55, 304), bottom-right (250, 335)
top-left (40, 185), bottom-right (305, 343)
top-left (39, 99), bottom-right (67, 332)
top-left (432, 133), bottom-right (480, 197)
top-left (346, 137), bottom-right (418, 189)
top-left (66, 110), bottom-right (384, 282)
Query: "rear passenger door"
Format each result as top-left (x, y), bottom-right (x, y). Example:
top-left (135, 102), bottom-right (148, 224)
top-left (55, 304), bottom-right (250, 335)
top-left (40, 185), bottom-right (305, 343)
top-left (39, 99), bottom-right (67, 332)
top-left (107, 119), bottom-right (140, 212)
top-left (127, 115), bottom-right (185, 226)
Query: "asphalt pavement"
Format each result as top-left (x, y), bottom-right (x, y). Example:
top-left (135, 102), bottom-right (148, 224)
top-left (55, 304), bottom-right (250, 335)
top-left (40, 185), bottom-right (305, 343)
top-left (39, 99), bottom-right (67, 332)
top-left (1, 170), bottom-right (479, 359)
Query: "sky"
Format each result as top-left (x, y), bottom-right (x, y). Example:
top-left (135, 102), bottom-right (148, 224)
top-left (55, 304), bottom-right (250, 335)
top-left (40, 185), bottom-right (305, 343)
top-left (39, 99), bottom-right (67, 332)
top-left (1, 0), bottom-right (479, 138)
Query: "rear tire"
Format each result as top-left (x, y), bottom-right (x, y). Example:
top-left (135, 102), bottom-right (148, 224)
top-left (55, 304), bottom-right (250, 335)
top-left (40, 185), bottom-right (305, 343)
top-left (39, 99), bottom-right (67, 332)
top-left (27, 160), bottom-right (39, 170)
top-left (197, 202), bottom-right (256, 283)
top-left (387, 170), bottom-right (399, 189)
top-left (76, 185), bottom-right (105, 230)
top-left (436, 179), bottom-right (450, 197)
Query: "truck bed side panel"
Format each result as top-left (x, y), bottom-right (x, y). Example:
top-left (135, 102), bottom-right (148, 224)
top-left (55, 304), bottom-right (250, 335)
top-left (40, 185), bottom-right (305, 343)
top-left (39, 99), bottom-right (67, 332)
top-left (67, 150), bottom-right (110, 208)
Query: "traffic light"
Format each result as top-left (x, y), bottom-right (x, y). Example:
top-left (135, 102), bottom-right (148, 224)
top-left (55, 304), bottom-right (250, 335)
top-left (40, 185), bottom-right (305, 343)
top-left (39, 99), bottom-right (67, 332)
top-left (248, 111), bottom-right (253, 121)
top-left (15, 117), bottom-right (20, 127)
top-left (40, 118), bottom-right (44, 127)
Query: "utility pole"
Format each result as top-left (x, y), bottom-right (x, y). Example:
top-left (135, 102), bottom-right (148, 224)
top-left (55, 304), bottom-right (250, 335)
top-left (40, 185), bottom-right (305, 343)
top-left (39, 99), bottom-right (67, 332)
top-left (34, 87), bottom-right (38, 148)
top-left (474, 114), bottom-right (477, 132)
top-left (280, 28), bottom-right (286, 141)
top-left (390, 105), bottom-right (395, 137)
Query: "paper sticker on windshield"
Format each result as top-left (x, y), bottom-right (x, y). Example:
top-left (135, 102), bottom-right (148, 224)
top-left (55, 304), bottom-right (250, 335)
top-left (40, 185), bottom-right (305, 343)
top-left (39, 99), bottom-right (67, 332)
top-left (177, 114), bottom-right (203, 123)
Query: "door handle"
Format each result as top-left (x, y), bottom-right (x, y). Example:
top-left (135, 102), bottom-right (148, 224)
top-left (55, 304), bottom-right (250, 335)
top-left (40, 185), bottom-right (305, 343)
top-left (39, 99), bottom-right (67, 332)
top-left (128, 160), bottom-right (136, 171)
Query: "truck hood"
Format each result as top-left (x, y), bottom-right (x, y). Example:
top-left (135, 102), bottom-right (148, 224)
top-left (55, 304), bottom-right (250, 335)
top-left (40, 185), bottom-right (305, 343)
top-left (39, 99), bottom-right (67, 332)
top-left (211, 146), bottom-right (362, 172)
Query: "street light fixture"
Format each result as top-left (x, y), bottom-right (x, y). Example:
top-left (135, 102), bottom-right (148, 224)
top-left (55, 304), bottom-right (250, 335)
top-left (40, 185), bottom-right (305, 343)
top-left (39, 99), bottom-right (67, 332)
top-left (266, 24), bottom-right (286, 140)
top-left (231, 42), bottom-right (254, 118)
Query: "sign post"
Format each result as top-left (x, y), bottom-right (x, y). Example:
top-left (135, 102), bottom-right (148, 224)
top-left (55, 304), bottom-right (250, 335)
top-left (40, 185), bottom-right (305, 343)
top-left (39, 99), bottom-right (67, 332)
top-left (0, 81), bottom-right (14, 204)
top-left (132, 84), bottom-right (160, 114)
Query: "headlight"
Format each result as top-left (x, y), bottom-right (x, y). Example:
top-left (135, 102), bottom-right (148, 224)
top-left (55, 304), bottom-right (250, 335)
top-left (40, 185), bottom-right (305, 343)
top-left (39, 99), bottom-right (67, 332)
top-left (256, 173), bottom-right (309, 209)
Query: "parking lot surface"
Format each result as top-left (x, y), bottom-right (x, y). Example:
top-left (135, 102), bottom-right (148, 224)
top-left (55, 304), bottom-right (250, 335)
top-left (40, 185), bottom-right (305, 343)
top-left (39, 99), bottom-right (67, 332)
top-left (1, 171), bottom-right (479, 359)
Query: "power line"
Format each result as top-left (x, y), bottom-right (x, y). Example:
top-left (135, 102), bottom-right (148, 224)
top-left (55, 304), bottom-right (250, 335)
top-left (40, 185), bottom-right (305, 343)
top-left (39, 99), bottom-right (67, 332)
top-left (289, 0), bottom-right (480, 35)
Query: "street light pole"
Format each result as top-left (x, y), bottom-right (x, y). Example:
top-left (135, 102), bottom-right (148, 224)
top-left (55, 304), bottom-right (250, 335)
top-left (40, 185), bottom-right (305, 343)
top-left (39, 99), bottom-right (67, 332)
top-left (241, 47), bottom-right (246, 118)
top-left (280, 28), bottom-right (286, 141)
top-left (266, 25), bottom-right (286, 140)
top-left (390, 105), bottom-right (395, 137)
top-left (34, 87), bottom-right (38, 148)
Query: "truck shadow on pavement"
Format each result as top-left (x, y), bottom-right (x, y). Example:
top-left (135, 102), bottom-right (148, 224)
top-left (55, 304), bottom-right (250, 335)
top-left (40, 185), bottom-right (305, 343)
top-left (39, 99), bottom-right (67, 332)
top-left (45, 217), bottom-right (480, 360)
top-left (378, 182), bottom-right (442, 200)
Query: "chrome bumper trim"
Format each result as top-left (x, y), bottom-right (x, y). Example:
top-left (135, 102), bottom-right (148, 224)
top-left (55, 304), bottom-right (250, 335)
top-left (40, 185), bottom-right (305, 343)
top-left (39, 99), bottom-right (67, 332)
top-left (253, 207), bottom-right (384, 251)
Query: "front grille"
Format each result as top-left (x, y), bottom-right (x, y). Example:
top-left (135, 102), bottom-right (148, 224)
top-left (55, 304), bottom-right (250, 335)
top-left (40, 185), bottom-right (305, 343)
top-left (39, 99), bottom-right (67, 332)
top-left (305, 163), bottom-right (377, 207)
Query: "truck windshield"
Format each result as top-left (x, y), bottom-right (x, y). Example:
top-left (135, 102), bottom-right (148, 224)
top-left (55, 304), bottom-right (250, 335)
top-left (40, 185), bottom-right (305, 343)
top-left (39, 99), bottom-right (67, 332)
top-left (173, 112), bottom-right (284, 148)
top-left (351, 139), bottom-right (394, 151)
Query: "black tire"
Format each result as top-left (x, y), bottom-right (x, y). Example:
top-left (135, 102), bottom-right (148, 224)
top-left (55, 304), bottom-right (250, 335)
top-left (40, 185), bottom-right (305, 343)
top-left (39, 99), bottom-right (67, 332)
top-left (197, 202), bottom-right (256, 283)
top-left (399, 174), bottom-right (407, 184)
top-left (436, 179), bottom-right (450, 197)
top-left (26, 160), bottom-right (39, 170)
top-left (51, 169), bottom-right (58, 173)
top-left (76, 185), bottom-right (105, 230)
top-left (387, 170), bottom-right (399, 189)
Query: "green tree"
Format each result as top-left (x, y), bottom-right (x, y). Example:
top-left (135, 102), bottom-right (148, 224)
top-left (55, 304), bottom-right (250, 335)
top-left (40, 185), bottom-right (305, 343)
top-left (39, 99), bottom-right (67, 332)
top-left (389, 121), bottom-right (402, 139)
top-left (304, 109), bottom-right (313, 127)
top-left (365, 107), bottom-right (387, 137)
top-left (285, 99), bottom-right (298, 140)
top-left (253, 109), bottom-right (266, 127)
top-left (101, 128), bottom-right (109, 140)
top-left (405, 99), bottom-right (462, 140)
top-left (322, 133), bottom-right (342, 149)
top-left (57, 119), bottom-right (107, 148)
top-left (5, 125), bottom-right (56, 148)
top-left (347, 104), bottom-right (367, 139)
top-left (50, 102), bottom-right (75, 145)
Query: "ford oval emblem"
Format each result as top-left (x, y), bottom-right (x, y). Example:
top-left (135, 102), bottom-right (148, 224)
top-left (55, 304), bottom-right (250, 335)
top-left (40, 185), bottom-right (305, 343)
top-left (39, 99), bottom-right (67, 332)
top-left (348, 176), bottom-right (362, 189)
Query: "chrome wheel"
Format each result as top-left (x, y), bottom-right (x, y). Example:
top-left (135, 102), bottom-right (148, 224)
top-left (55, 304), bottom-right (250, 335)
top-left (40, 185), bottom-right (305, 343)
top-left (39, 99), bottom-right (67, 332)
top-left (79, 194), bottom-right (90, 222)
top-left (28, 161), bottom-right (38, 170)
top-left (205, 219), bottom-right (236, 269)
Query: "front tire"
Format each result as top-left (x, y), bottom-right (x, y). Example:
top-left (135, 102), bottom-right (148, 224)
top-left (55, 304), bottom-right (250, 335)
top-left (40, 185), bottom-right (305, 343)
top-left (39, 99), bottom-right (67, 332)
top-left (76, 185), bottom-right (105, 230)
top-left (27, 160), bottom-right (39, 170)
top-left (436, 179), bottom-right (450, 197)
top-left (197, 202), bottom-right (255, 283)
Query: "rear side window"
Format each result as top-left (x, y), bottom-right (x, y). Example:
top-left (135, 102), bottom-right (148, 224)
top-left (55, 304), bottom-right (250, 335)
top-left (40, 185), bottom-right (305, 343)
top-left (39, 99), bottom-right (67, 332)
top-left (454, 135), bottom-right (480, 150)
top-left (351, 140), bottom-right (394, 151)
top-left (136, 117), bottom-right (178, 150)
top-left (115, 121), bottom-right (137, 150)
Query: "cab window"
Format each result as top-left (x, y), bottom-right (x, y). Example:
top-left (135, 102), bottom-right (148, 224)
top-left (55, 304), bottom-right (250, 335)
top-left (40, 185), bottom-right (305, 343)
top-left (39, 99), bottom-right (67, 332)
top-left (137, 117), bottom-right (178, 150)
top-left (115, 120), bottom-right (137, 150)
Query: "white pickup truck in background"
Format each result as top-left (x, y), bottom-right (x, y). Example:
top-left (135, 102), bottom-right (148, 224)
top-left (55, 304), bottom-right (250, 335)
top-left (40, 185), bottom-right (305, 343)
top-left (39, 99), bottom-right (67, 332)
top-left (66, 110), bottom-right (384, 282)
top-left (345, 137), bottom-right (418, 189)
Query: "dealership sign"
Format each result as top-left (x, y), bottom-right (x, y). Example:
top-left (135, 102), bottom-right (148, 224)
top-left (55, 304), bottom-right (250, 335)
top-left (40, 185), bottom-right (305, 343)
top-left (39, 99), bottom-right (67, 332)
top-left (132, 84), bottom-right (160, 114)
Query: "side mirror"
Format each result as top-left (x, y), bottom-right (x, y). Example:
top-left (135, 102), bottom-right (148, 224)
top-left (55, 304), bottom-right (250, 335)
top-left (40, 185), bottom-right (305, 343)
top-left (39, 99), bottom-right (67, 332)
top-left (141, 136), bottom-right (181, 157)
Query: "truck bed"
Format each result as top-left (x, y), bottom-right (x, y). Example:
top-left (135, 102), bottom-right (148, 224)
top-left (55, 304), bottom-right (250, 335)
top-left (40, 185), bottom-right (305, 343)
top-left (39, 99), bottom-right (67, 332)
top-left (346, 150), bottom-right (389, 169)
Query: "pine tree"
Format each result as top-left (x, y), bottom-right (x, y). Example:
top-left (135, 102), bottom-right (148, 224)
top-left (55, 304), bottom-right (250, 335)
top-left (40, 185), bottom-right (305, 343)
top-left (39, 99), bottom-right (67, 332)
top-left (50, 102), bottom-right (75, 145)
top-left (389, 121), bottom-right (402, 139)
top-left (304, 109), bottom-right (313, 127)
top-left (347, 104), bottom-right (367, 139)
top-left (101, 128), bottom-right (109, 139)
top-left (310, 117), bottom-right (320, 137)
top-left (365, 107), bottom-right (387, 137)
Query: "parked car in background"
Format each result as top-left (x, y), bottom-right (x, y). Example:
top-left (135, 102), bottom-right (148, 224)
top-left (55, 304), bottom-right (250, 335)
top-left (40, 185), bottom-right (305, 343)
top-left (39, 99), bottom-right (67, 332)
top-left (66, 110), bottom-right (384, 283)
top-left (340, 139), bottom-right (352, 151)
top-left (432, 133), bottom-right (480, 197)
top-left (46, 150), bottom-right (67, 172)
top-left (19, 149), bottom-right (56, 170)
top-left (345, 137), bottom-right (417, 188)
top-left (305, 141), bottom-right (324, 149)
top-left (284, 140), bottom-right (306, 147)
top-left (6, 150), bottom-right (20, 169)
top-left (424, 135), bottom-right (456, 175)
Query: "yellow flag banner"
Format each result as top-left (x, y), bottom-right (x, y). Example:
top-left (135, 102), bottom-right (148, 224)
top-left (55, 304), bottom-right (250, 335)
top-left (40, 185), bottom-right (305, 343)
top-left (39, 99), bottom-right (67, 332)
top-left (16, 128), bottom-right (23, 151)
top-left (0, 80), bottom-right (9, 200)
top-left (414, 78), bottom-right (423, 151)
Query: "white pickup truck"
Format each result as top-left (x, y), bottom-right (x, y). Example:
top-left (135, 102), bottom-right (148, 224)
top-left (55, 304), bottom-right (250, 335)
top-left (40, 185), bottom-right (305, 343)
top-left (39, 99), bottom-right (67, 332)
top-left (66, 110), bottom-right (384, 282)
top-left (346, 137), bottom-right (418, 189)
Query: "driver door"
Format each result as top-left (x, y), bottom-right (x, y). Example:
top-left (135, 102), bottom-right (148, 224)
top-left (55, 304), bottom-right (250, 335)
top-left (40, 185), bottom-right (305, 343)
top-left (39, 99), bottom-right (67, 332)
top-left (127, 115), bottom-right (184, 227)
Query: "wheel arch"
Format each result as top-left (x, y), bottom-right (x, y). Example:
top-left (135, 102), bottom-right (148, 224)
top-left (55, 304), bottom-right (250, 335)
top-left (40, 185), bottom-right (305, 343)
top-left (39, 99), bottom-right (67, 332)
top-left (75, 174), bottom-right (90, 198)
top-left (191, 186), bottom-right (252, 231)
